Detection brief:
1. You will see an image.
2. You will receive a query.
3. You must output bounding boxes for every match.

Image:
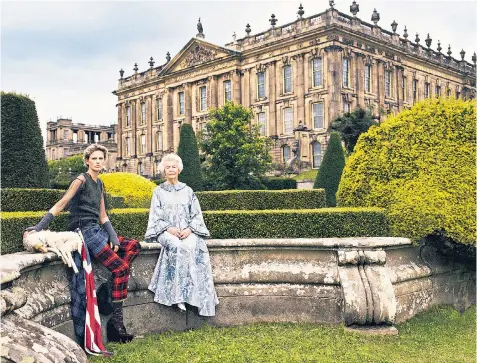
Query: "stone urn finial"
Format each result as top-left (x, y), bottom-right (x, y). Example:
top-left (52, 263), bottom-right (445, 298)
top-left (298, 3), bottom-right (304, 18)
top-left (269, 14), bottom-right (277, 27)
top-left (403, 26), bottom-right (408, 39)
top-left (119, 68), bottom-right (124, 79)
top-left (148, 57), bottom-right (155, 68)
top-left (460, 49), bottom-right (466, 60)
top-left (245, 23), bottom-right (251, 36)
top-left (371, 9), bottom-right (380, 25)
top-left (447, 45), bottom-right (452, 57)
top-left (133, 63), bottom-right (138, 73)
top-left (350, 1), bottom-right (359, 16)
top-left (415, 33), bottom-right (420, 44)
top-left (425, 34), bottom-right (432, 48)
top-left (437, 40), bottom-right (442, 53)
top-left (166, 52), bottom-right (171, 62)
top-left (472, 52), bottom-right (476, 65)
top-left (391, 20), bottom-right (397, 33)
top-left (329, 0), bottom-right (335, 9)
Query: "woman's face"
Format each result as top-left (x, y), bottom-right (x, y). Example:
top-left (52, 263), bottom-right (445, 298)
top-left (164, 160), bottom-right (180, 179)
top-left (86, 150), bottom-right (105, 173)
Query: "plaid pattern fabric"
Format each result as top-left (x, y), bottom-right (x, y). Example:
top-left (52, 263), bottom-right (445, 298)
top-left (70, 235), bottom-right (141, 350)
top-left (93, 236), bottom-right (141, 301)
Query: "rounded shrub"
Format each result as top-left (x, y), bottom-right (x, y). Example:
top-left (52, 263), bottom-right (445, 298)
top-left (337, 98), bottom-right (476, 246)
top-left (100, 172), bottom-right (156, 208)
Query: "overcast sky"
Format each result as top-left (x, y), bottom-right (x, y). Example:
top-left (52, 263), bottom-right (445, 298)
top-left (1, 0), bottom-right (476, 143)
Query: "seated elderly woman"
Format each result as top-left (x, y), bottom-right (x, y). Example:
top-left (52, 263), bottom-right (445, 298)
top-left (145, 153), bottom-right (218, 316)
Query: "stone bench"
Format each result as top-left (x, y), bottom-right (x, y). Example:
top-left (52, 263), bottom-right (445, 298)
top-left (1, 237), bottom-right (475, 363)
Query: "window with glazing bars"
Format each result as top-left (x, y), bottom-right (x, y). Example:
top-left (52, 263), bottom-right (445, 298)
top-left (157, 99), bottom-right (162, 120)
top-left (343, 58), bottom-right (350, 87)
top-left (141, 103), bottom-right (146, 124)
top-left (179, 92), bottom-right (185, 115)
top-left (257, 72), bottom-right (265, 98)
top-left (365, 64), bottom-right (371, 92)
top-left (385, 70), bottom-right (392, 97)
top-left (200, 86), bottom-right (207, 111)
top-left (313, 58), bottom-right (322, 87)
top-left (258, 112), bottom-right (266, 135)
top-left (224, 80), bottom-right (232, 102)
top-left (284, 65), bottom-right (292, 93)
top-left (313, 103), bottom-right (323, 129)
top-left (284, 107), bottom-right (293, 133)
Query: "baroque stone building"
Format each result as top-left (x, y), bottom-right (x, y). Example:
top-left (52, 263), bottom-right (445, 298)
top-left (46, 118), bottom-right (118, 171)
top-left (113, 3), bottom-right (476, 177)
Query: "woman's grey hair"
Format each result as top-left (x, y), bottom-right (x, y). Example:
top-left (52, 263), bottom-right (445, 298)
top-left (83, 143), bottom-right (108, 165)
top-left (158, 153), bottom-right (183, 175)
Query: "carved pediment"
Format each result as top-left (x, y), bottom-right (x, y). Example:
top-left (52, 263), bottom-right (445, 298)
top-left (181, 45), bottom-right (218, 68)
top-left (162, 38), bottom-right (238, 76)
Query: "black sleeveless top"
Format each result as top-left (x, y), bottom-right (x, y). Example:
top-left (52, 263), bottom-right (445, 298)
top-left (68, 173), bottom-right (104, 230)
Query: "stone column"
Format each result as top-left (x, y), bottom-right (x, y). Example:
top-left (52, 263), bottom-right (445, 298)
top-left (185, 83), bottom-right (192, 125)
top-left (395, 67), bottom-right (402, 112)
top-left (132, 100), bottom-right (138, 156)
top-left (117, 103), bottom-right (123, 159)
top-left (209, 76), bottom-right (218, 109)
top-left (146, 95), bottom-right (153, 154)
top-left (243, 68), bottom-right (250, 108)
top-left (166, 89), bottom-right (174, 150)
top-left (356, 54), bottom-right (365, 108)
top-left (325, 45), bottom-right (343, 124)
top-left (268, 62), bottom-right (277, 137)
top-left (376, 60), bottom-right (385, 116)
top-left (233, 70), bottom-right (242, 104)
top-left (295, 54), bottom-right (305, 127)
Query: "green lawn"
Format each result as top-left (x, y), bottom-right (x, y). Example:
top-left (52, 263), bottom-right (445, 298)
top-left (91, 305), bottom-right (476, 363)
top-left (292, 169), bottom-right (318, 181)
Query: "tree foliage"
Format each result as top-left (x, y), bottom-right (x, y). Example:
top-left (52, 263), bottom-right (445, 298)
top-left (177, 123), bottom-right (204, 191)
top-left (48, 154), bottom-right (87, 188)
top-left (337, 98), bottom-right (476, 246)
top-left (330, 107), bottom-right (377, 154)
top-left (199, 103), bottom-right (272, 190)
top-left (313, 132), bottom-right (346, 207)
top-left (1, 92), bottom-right (48, 187)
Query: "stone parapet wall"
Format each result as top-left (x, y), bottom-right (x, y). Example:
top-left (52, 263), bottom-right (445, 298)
top-left (1, 237), bottom-right (475, 362)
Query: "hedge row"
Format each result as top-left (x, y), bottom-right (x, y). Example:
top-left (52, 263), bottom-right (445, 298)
top-left (261, 177), bottom-right (297, 190)
top-left (1, 188), bottom-right (125, 212)
top-left (1, 207), bottom-right (389, 254)
top-left (196, 189), bottom-right (325, 210)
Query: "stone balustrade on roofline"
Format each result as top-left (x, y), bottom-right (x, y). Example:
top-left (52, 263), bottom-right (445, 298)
top-left (116, 7), bottom-right (475, 92)
top-left (1, 237), bottom-right (475, 362)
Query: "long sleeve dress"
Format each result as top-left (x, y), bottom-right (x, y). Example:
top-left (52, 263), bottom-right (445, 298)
top-left (145, 181), bottom-right (219, 316)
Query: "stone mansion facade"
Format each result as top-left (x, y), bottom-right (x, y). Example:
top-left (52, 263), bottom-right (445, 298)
top-left (46, 118), bottom-right (118, 172)
top-left (113, 3), bottom-right (476, 177)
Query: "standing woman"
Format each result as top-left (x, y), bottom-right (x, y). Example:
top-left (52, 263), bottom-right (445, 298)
top-left (145, 153), bottom-right (218, 316)
top-left (25, 144), bottom-right (140, 344)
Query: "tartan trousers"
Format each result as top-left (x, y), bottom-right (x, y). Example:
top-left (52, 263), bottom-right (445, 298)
top-left (93, 236), bottom-right (141, 301)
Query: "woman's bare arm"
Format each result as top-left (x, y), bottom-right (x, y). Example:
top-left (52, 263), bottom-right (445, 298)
top-left (48, 175), bottom-right (85, 216)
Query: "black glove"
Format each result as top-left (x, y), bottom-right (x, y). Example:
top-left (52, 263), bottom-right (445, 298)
top-left (102, 221), bottom-right (120, 247)
top-left (25, 212), bottom-right (54, 232)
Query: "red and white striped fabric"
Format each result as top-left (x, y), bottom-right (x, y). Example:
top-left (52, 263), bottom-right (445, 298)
top-left (78, 232), bottom-right (110, 356)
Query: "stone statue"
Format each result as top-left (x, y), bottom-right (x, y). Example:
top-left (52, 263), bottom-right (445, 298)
top-left (292, 140), bottom-right (300, 157)
top-left (197, 18), bottom-right (203, 34)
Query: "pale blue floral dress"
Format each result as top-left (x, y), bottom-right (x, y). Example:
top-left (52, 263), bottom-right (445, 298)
top-left (145, 182), bottom-right (218, 316)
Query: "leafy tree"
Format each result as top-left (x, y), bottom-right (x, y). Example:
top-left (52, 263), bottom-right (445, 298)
top-left (199, 102), bottom-right (272, 190)
top-left (313, 132), bottom-right (345, 207)
top-left (337, 98), bottom-right (476, 247)
top-left (177, 123), bottom-right (204, 191)
top-left (48, 154), bottom-right (87, 188)
top-left (330, 107), bottom-right (377, 154)
top-left (1, 92), bottom-right (48, 187)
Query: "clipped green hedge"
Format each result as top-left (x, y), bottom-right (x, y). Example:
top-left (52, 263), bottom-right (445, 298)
top-left (1, 188), bottom-right (125, 212)
top-left (1, 207), bottom-right (389, 254)
top-left (196, 189), bottom-right (325, 210)
top-left (261, 177), bottom-right (297, 190)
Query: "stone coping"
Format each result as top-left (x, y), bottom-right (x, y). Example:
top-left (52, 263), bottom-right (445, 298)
top-left (1, 237), bottom-right (411, 285)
